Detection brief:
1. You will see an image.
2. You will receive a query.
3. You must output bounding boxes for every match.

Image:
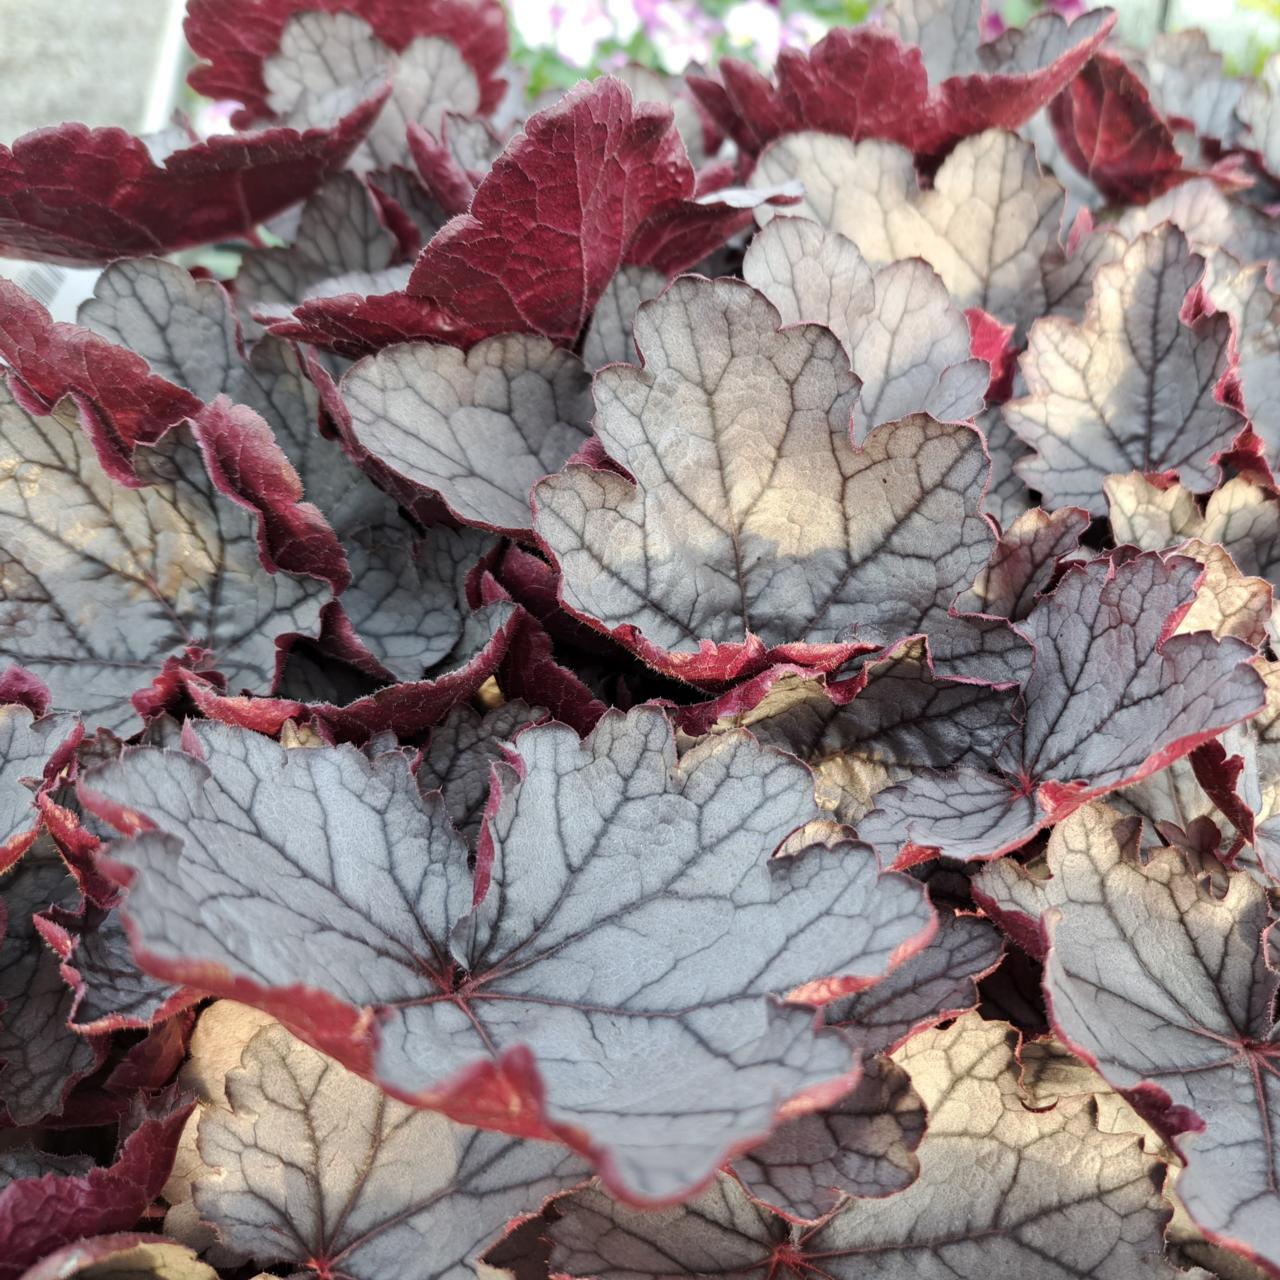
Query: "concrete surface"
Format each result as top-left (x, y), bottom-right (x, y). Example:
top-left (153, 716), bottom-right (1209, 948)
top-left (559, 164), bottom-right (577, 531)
top-left (0, 0), bottom-right (177, 139)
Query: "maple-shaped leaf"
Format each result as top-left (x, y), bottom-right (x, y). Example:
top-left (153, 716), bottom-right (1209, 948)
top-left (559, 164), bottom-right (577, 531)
top-left (68, 258), bottom-right (490, 684)
top-left (80, 710), bottom-right (934, 1202)
top-left (533, 277), bottom-right (1026, 687)
top-left (183, 1015), bottom-right (587, 1280)
top-left (16, 1235), bottom-right (217, 1280)
top-left (0, 842), bottom-right (100, 1124)
top-left (0, 1089), bottom-right (192, 1280)
top-left (0, 82), bottom-right (388, 265)
top-left (1049, 50), bottom-right (1188, 204)
top-left (856, 552), bottom-right (1265, 866)
top-left (274, 78), bottom-right (793, 357)
top-left (687, 0), bottom-right (1114, 163)
top-left (742, 217), bottom-right (989, 429)
top-left (0, 706), bottom-right (81, 873)
top-left (549, 1013), bottom-right (1176, 1278)
top-left (0, 386), bottom-right (331, 732)
top-left (341, 336), bottom-right (593, 537)
top-left (1005, 226), bottom-right (1244, 514)
top-left (185, 0), bottom-right (510, 126)
top-left (976, 801), bottom-right (1280, 1273)
top-left (751, 129), bottom-right (1075, 337)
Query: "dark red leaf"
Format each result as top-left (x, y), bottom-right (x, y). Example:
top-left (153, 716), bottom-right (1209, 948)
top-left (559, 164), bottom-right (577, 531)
top-left (0, 91), bottom-right (388, 265)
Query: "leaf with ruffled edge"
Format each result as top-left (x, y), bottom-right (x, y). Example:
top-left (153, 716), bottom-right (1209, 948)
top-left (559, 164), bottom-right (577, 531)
top-left (0, 385), bottom-right (332, 733)
top-left (0, 1090), bottom-right (193, 1280)
top-left (855, 552), bottom-right (1265, 866)
top-left (751, 129), bottom-right (1078, 338)
top-left (742, 217), bottom-right (990, 429)
top-left (0, 78), bottom-right (388, 265)
top-left (0, 842), bottom-right (100, 1124)
top-left (956, 506), bottom-right (1090, 622)
top-left (1207, 258), bottom-right (1280, 458)
top-left (684, 638), bottom-right (1018, 826)
top-left (0, 706), bottom-right (81, 873)
top-left (235, 173), bottom-right (410, 341)
top-left (16, 1234), bottom-right (217, 1280)
top-left (33, 899), bottom-right (191, 1035)
top-left (77, 257), bottom-right (498, 684)
top-left (1004, 226), bottom-right (1245, 515)
top-left (341, 336), bottom-right (593, 538)
top-left (257, 11), bottom-right (484, 171)
top-left (184, 0), bottom-right (509, 127)
top-left (533, 276), bottom-right (1027, 688)
top-left (416, 700), bottom-right (546, 843)
top-left (975, 800), bottom-right (1280, 1275)
top-left (548, 1013), bottom-right (1176, 1279)
top-left (273, 78), bottom-right (799, 358)
top-left (79, 709), bottom-right (935, 1202)
top-left (183, 1016), bottom-right (587, 1280)
top-left (687, 0), bottom-right (1114, 164)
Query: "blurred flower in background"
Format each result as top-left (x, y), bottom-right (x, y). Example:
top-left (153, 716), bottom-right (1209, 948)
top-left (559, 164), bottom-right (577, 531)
top-left (506, 0), bottom-right (1279, 93)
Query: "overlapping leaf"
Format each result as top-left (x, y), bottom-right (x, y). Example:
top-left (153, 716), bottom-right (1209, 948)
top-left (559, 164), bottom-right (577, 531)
top-left (1005, 226), bottom-right (1245, 514)
top-left (257, 11), bottom-right (482, 171)
top-left (688, 0), bottom-right (1114, 163)
top-left (73, 257), bottom-right (502, 683)
top-left (185, 1014), bottom-right (586, 1280)
top-left (691, 639), bottom-right (1018, 825)
top-left (276, 78), bottom-right (788, 356)
top-left (533, 276), bottom-right (1026, 686)
top-left (184, 0), bottom-right (510, 126)
top-left (0, 1091), bottom-right (193, 1280)
top-left (0, 705), bottom-right (81, 871)
top-left (0, 386), bottom-right (330, 732)
top-left (341, 335), bottom-right (593, 537)
top-left (0, 83), bottom-right (387, 264)
top-left (0, 841), bottom-right (100, 1124)
top-left (742, 217), bottom-right (989, 428)
top-left (235, 174), bottom-right (411, 339)
top-left (1049, 51), bottom-right (1189, 204)
top-left (80, 710), bottom-right (934, 1201)
top-left (855, 552), bottom-right (1264, 864)
top-left (751, 129), bottom-right (1097, 337)
top-left (16, 1235), bottom-right (217, 1280)
top-left (976, 801), bottom-right (1280, 1272)
top-left (549, 1014), bottom-right (1175, 1278)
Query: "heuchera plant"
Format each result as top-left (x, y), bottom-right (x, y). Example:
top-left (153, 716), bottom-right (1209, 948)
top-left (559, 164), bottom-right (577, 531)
top-left (2, 1), bottom-right (1280, 1276)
